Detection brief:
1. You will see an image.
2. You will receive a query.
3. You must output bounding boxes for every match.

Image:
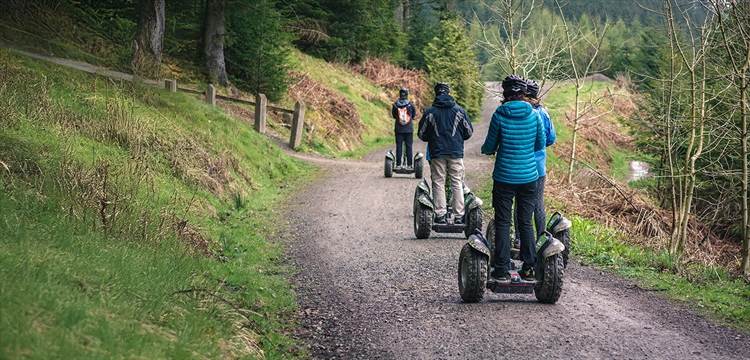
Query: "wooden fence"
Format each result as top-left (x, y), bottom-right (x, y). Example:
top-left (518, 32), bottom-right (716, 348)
top-left (164, 79), bottom-right (305, 150)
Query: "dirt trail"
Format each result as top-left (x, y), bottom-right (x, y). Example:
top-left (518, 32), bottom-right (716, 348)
top-left (283, 83), bottom-right (749, 359)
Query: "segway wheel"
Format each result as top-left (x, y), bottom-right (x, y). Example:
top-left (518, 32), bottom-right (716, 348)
top-left (485, 221), bottom-right (496, 262)
top-left (458, 243), bottom-right (487, 303)
top-left (463, 206), bottom-right (483, 238)
top-left (414, 157), bottom-right (423, 179)
top-left (414, 203), bottom-right (433, 239)
top-left (384, 157), bottom-right (393, 178)
top-left (534, 253), bottom-right (564, 304)
top-left (556, 229), bottom-right (571, 268)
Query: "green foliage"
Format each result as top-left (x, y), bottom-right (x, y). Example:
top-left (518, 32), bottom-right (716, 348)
top-left (283, 0), bottom-right (406, 64)
top-left (423, 18), bottom-right (484, 119)
top-left (225, 0), bottom-right (291, 101)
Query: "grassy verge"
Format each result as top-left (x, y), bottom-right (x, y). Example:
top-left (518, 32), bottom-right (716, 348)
top-left (0, 49), bottom-right (317, 358)
top-left (571, 217), bottom-right (750, 333)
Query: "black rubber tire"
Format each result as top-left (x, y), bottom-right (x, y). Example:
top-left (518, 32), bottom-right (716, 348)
top-left (412, 187), bottom-right (420, 216)
top-left (414, 203), bottom-right (433, 239)
top-left (458, 243), bottom-right (487, 303)
top-left (485, 220), bottom-right (496, 264)
top-left (556, 229), bottom-right (571, 268)
top-left (463, 206), bottom-right (483, 238)
top-left (414, 157), bottom-right (423, 179)
top-left (534, 253), bottom-right (564, 304)
top-left (384, 157), bottom-right (393, 178)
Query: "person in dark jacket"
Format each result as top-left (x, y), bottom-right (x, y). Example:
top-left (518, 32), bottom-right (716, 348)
top-left (391, 88), bottom-right (417, 169)
top-left (418, 82), bottom-right (474, 224)
top-left (481, 75), bottom-right (545, 283)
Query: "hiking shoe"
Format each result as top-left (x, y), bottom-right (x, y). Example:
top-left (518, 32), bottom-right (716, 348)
top-left (491, 269), bottom-right (511, 283)
top-left (520, 268), bottom-right (536, 282)
top-left (434, 214), bottom-right (447, 224)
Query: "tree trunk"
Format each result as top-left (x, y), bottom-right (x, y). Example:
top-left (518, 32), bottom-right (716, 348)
top-left (204, 0), bottom-right (228, 86)
top-left (132, 0), bottom-right (165, 80)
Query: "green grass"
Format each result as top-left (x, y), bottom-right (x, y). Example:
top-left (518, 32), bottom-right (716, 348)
top-left (570, 216), bottom-right (750, 333)
top-left (0, 49), bottom-right (317, 358)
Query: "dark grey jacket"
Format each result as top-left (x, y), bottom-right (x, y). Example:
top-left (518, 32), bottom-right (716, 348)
top-left (417, 94), bottom-right (473, 158)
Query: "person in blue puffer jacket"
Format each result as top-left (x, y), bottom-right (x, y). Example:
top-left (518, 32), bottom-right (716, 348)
top-left (512, 79), bottom-right (557, 242)
top-left (481, 75), bottom-right (545, 283)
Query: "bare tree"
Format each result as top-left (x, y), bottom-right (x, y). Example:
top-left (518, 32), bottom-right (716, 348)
top-left (659, 0), bottom-right (718, 257)
top-left (712, 0), bottom-right (750, 275)
top-left (473, 0), bottom-right (567, 99)
top-left (132, 0), bottom-right (165, 80)
top-left (204, 0), bottom-right (228, 86)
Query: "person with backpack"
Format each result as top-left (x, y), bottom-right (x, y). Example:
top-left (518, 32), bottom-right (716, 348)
top-left (391, 88), bottom-right (417, 169)
top-left (481, 75), bottom-right (545, 283)
top-left (418, 82), bottom-right (473, 224)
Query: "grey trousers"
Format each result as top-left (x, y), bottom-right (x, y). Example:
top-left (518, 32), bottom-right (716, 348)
top-left (430, 157), bottom-right (465, 218)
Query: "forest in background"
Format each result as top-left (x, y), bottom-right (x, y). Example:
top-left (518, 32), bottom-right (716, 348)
top-left (1, 0), bottom-right (748, 276)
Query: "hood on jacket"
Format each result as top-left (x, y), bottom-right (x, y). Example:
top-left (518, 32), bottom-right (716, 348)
top-left (495, 99), bottom-right (533, 118)
top-left (431, 94), bottom-right (456, 108)
top-left (394, 98), bottom-right (411, 107)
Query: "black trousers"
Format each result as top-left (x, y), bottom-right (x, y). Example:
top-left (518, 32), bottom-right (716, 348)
top-left (493, 179), bottom-right (538, 274)
top-left (395, 132), bottom-right (413, 166)
top-left (513, 175), bottom-right (547, 237)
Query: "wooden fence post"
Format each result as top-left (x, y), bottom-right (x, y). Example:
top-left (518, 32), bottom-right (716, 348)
top-left (290, 101), bottom-right (305, 150)
top-left (205, 84), bottom-right (216, 106)
top-left (254, 93), bottom-right (267, 134)
top-left (164, 79), bottom-right (177, 92)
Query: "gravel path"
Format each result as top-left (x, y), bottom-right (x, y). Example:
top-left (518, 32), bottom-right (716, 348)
top-left (283, 84), bottom-right (750, 359)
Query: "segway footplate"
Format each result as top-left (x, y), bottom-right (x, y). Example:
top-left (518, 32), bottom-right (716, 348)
top-left (432, 223), bottom-right (464, 233)
top-left (487, 271), bottom-right (535, 294)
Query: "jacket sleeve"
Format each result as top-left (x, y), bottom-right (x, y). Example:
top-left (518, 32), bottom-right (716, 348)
top-left (481, 114), bottom-right (501, 155)
top-left (541, 107), bottom-right (556, 147)
top-left (460, 109), bottom-right (473, 140)
top-left (409, 103), bottom-right (416, 120)
top-left (534, 114), bottom-right (546, 152)
top-left (417, 111), bottom-right (431, 142)
top-left (391, 104), bottom-right (398, 120)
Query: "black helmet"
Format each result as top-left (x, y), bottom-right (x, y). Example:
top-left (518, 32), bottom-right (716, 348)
top-left (525, 79), bottom-right (540, 98)
top-left (434, 82), bottom-right (450, 96)
top-left (502, 75), bottom-right (526, 93)
top-left (399, 88), bottom-right (409, 97)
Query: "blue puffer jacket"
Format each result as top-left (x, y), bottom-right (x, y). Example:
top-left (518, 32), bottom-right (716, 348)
top-left (417, 94), bottom-right (473, 158)
top-left (481, 100), bottom-right (545, 184)
top-left (534, 104), bottom-right (556, 177)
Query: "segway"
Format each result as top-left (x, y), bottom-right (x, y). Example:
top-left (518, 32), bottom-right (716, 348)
top-left (457, 217), bottom-right (568, 303)
top-left (385, 150), bottom-right (423, 178)
top-left (412, 178), bottom-right (483, 239)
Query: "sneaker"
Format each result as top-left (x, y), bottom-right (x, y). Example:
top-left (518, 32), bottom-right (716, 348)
top-left (434, 214), bottom-right (446, 224)
top-left (454, 216), bottom-right (463, 225)
top-left (490, 269), bottom-right (511, 283)
top-left (395, 165), bottom-right (403, 170)
top-left (520, 268), bottom-right (536, 282)
top-left (406, 165), bottom-right (413, 170)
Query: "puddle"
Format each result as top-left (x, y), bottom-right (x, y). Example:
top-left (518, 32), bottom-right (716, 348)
top-left (627, 161), bottom-right (650, 182)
